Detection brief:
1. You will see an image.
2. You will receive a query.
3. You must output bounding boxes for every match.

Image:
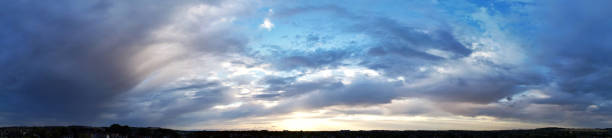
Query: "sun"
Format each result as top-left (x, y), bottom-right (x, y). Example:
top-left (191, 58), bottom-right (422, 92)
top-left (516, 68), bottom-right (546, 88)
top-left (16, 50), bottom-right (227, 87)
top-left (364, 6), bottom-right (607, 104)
top-left (275, 112), bottom-right (344, 131)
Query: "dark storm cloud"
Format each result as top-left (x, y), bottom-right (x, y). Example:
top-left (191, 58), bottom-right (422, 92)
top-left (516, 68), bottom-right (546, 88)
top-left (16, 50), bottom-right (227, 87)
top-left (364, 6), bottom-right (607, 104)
top-left (536, 0), bottom-right (612, 99)
top-left (0, 0), bottom-right (226, 125)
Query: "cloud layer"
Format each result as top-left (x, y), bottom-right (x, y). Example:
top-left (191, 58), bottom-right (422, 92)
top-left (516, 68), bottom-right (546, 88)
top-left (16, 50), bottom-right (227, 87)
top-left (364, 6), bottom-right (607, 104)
top-left (1, 0), bottom-right (611, 129)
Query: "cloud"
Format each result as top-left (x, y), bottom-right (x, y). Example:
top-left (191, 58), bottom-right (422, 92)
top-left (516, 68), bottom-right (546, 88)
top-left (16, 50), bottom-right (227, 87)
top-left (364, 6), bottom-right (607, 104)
top-left (109, 79), bottom-right (233, 126)
top-left (0, 0), bottom-right (190, 125)
top-left (521, 0), bottom-right (612, 127)
top-left (259, 6), bottom-right (471, 74)
top-left (241, 1), bottom-right (608, 128)
top-left (299, 79), bottom-right (399, 107)
top-left (1, 0), bottom-right (612, 129)
top-left (276, 49), bottom-right (352, 70)
top-left (225, 0), bottom-right (612, 128)
top-left (535, 0), bottom-right (612, 98)
top-left (0, 0), bottom-right (252, 126)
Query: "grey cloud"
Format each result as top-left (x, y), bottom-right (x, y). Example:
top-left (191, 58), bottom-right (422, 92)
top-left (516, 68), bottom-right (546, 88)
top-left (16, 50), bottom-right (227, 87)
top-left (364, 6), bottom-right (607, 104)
top-left (0, 0), bottom-right (187, 125)
top-left (254, 93), bottom-right (281, 99)
top-left (412, 71), bottom-right (538, 104)
top-left (383, 99), bottom-right (450, 116)
top-left (300, 80), bottom-right (399, 108)
top-left (473, 96), bottom-right (612, 128)
top-left (306, 34), bottom-right (320, 43)
top-left (356, 18), bottom-right (471, 58)
top-left (262, 76), bottom-right (297, 86)
top-left (187, 29), bottom-right (249, 54)
top-left (278, 79), bottom-right (344, 98)
top-left (259, 77), bottom-right (399, 110)
top-left (275, 49), bottom-right (353, 70)
top-left (508, 0), bottom-right (612, 126)
top-left (303, 33), bottom-right (334, 45)
top-left (536, 0), bottom-right (612, 99)
top-left (329, 108), bottom-right (385, 115)
top-left (258, 75), bottom-right (296, 92)
top-left (354, 17), bottom-right (473, 77)
top-left (215, 78), bottom-right (401, 120)
top-left (3, 0), bottom-right (612, 129)
top-left (385, 0), bottom-right (612, 127)
top-left (0, 0), bottom-right (245, 126)
top-left (117, 80), bottom-right (231, 126)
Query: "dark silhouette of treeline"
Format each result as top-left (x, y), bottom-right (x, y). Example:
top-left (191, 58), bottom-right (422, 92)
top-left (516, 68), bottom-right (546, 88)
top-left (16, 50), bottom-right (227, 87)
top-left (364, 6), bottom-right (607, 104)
top-left (1, 124), bottom-right (611, 138)
top-left (0, 124), bottom-right (180, 138)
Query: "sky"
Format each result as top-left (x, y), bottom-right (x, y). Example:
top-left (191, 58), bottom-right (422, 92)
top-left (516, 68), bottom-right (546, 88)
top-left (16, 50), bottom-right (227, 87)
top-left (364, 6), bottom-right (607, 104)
top-left (1, 0), bottom-right (611, 130)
